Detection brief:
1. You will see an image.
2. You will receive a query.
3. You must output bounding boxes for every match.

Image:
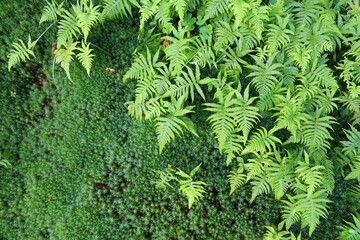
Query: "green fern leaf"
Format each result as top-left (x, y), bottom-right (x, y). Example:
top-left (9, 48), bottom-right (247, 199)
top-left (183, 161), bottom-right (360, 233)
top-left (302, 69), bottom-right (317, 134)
top-left (247, 54), bottom-right (282, 95)
top-left (228, 169), bottom-right (246, 195)
top-left (339, 215), bottom-right (360, 240)
top-left (155, 96), bottom-right (197, 153)
top-left (345, 156), bottom-right (360, 180)
top-left (55, 40), bottom-right (78, 80)
top-left (281, 199), bottom-right (302, 230)
top-left (204, 0), bottom-right (228, 20)
top-left (288, 45), bottom-right (312, 72)
top-left (295, 158), bottom-right (324, 197)
top-left (342, 126), bottom-right (360, 156)
top-left (301, 110), bottom-right (336, 153)
top-left (231, 0), bottom-right (250, 28)
top-left (242, 127), bottom-right (282, 155)
top-left (39, 1), bottom-right (64, 25)
top-left (101, 0), bottom-right (140, 21)
top-left (296, 190), bottom-right (330, 236)
top-left (75, 0), bottom-right (100, 42)
top-left (170, 0), bottom-right (187, 21)
top-left (250, 175), bottom-right (272, 202)
top-left (57, 9), bottom-right (80, 47)
top-left (139, 0), bottom-right (161, 30)
top-left (76, 41), bottom-right (94, 76)
top-left (266, 15), bottom-right (294, 54)
top-left (179, 179), bottom-right (207, 208)
top-left (8, 35), bottom-right (38, 71)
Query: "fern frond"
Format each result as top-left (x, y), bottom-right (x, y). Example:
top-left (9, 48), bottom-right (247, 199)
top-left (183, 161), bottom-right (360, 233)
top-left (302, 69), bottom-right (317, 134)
top-left (170, 0), bottom-right (187, 21)
top-left (8, 35), bottom-right (37, 71)
top-left (266, 15), bottom-right (294, 54)
top-left (288, 45), bottom-right (312, 72)
top-left (342, 126), bottom-right (360, 156)
top-left (192, 37), bottom-right (216, 68)
top-left (57, 9), bottom-right (80, 47)
top-left (162, 30), bottom-right (194, 75)
top-left (204, 90), bottom-right (237, 152)
top-left (55, 40), bottom-right (78, 80)
top-left (233, 86), bottom-right (260, 143)
top-left (247, 54), bottom-right (282, 95)
top-left (295, 158), bottom-right (324, 197)
top-left (230, 0), bottom-right (250, 28)
top-left (75, 0), bottom-right (100, 42)
top-left (301, 110), bottom-right (336, 153)
top-left (101, 0), bottom-right (140, 21)
top-left (250, 174), bottom-right (272, 202)
top-left (339, 215), bottom-right (360, 240)
top-left (76, 41), bottom-right (94, 76)
top-left (242, 127), bottom-right (282, 155)
top-left (214, 21), bottom-right (240, 51)
top-left (281, 199), bottom-right (302, 230)
top-left (179, 179), bottom-right (207, 208)
top-left (204, 0), bottom-right (228, 20)
top-left (123, 48), bottom-right (159, 81)
top-left (228, 168), bottom-right (246, 195)
top-left (139, 0), bottom-right (161, 30)
top-left (39, 1), bottom-right (64, 25)
top-left (296, 190), bottom-right (330, 236)
top-left (155, 96), bottom-right (197, 153)
top-left (345, 156), bottom-right (360, 180)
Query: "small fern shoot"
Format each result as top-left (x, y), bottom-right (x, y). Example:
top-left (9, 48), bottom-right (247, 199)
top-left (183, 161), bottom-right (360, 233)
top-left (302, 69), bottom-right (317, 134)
top-left (8, 35), bottom-right (37, 71)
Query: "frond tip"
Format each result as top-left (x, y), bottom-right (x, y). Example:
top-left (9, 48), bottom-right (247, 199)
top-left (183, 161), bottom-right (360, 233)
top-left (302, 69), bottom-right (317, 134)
top-left (76, 41), bottom-right (95, 76)
top-left (8, 35), bottom-right (38, 71)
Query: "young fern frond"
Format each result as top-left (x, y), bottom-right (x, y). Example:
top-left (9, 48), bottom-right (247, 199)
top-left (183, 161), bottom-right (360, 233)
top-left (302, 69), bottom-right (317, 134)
top-left (55, 40), bottom-right (78, 80)
top-left (176, 164), bottom-right (206, 208)
top-left (232, 86), bottom-right (261, 143)
top-left (8, 35), bottom-right (37, 71)
top-left (345, 156), bottom-right (360, 180)
top-left (342, 125), bottom-right (360, 156)
top-left (250, 174), bottom-right (272, 202)
top-left (139, 0), bottom-right (161, 30)
top-left (76, 41), bottom-right (94, 76)
top-left (123, 48), bottom-right (160, 81)
top-left (170, 0), bottom-right (187, 21)
top-left (39, 0), bottom-right (64, 25)
top-left (288, 45), bottom-right (312, 72)
top-left (228, 164), bottom-right (246, 194)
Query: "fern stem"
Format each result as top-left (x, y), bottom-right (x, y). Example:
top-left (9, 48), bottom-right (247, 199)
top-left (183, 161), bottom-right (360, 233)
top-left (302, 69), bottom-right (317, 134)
top-left (36, 22), bottom-right (56, 43)
top-left (89, 42), bottom-right (113, 56)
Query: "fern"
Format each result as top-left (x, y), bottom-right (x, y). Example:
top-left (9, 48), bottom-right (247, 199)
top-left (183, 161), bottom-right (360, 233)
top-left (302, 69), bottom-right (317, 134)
top-left (101, 0), bottom-right (140, 21)
top-left (242, 127), bottom-right (282, 155)
top-left (176, 164), bottom-right (206, 208)
top-left (170, 0), bottom-right (187, 21)
top-left (345, 156), bottom-right (360, 180)
top-left (8, 35), bottom-right (37, 71)
top-left (57, 9), bottom-right (81, 47)
top-left (231, 0), bottom-right (251, 29)
top-left (74, 0), bottom-right (100, 42)
top-left (339, 215), bottom-right (360, 240)
top-left (204, 0), bottom-right (228, 20)
top-left (155, 96), bottom-right (198, 153)
top-left (228, 166), bottom-right (246, 194)
top-left (139, 0), bottom-right (161, 30)
top-left (247, 54), bottom-right (282, 95)
top-left (295, 152), bottom-right (324, 197)
top-left (301, 110), bottom-right (336, 153)
top-left (288, 45), bottom-right (312, 72)
top-left (266, 15), bottom-right (294, 54)
top-left (55, 40), bottom-right (78, 80)
top-left (39, 0), bottom-right (64, 25)
top-left (76, 41), bottom-right (94, 76)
